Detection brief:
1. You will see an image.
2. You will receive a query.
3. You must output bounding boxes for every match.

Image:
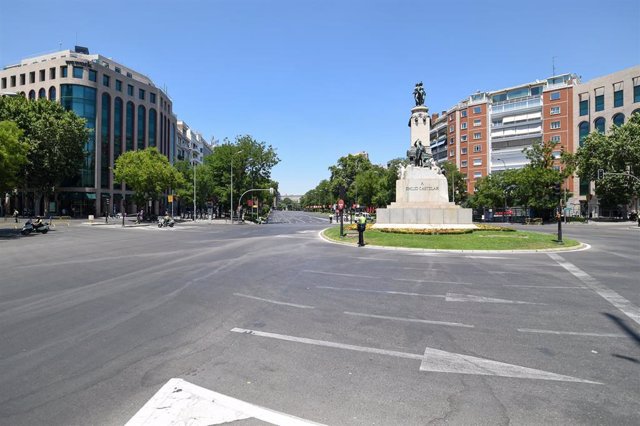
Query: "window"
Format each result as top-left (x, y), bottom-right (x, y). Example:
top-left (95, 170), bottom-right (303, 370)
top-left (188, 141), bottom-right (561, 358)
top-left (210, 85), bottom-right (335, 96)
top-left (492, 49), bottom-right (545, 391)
top-left (72, 67), bottom-right (83, 78)
top-left (0, 77), bottom-right (5, 89)
top-left (473, 144), bottom-right (482, 152)
top-left (115, 79), bottom-right (122, 91)
top-left (579, 99), bottom-right (589, 116)
top-left (461, 110), bottom-right (467, 117)
top-left (115, 67), bottom-right (121, 74)
top-left (552, 151), bottom-right (561, 159)
top-left (28, 90), bottom-right (35, 100)
top-left (473, 106), bottom-right (481, 114)
top-left (29, 71), bottom-right (35, 83)
top-left (49, 67), bottom-right (56, 79)
top-left (461, 160), bottom-right (467, 167)
top-left (449, 125), bottom-right (454, 132)
top-left (473, 119), bottom-right (481, 126)
top-left (614, 89), bottom-right (623, 108)
top-left (126, 72), bottom-right (132, 78)
top-left (449, 115), bottom-right (453, 121)
top-left (20, 74), bottom-right (25, 85)
top-left (634, 77), bottom-right (640, 102)
top-left (150, 93), bottom-right (156, 103)
top-left (550, 106), bottom-right (560, 115)
top-left (139, 88), bottom-right (145, 100)
top-left (103, 74), bottom-right (110, 87)
top-left (461, 135), bottom-right (468, 142)
top-left (61, 66), bottom-right (68, 78)
top-left (551, 135), bottom-right (561, 143)
top-left (550, 91), bottom-right (560, 100)
top-left (594, 117), bottom-right (605, 133)
top-left (474, 171), bottom-right (482, 179)
top-left (39, 69), bottom-right (45, 82)
top-left (127, 84), bottom-right (134, 96)
top-left (10, 75), bottom-right (16, 87)
top-left (461, 122), bottom-right (467, 130)
top-left (137, 105), bottom-right (146, 150)
top-left (461, 147), bottom-right (468, 154)
top-left (89, 70), bottom-right (97, 82)
top-left (531, 86), bottom-right (542, 96)
top-left (550, 121), bottom-right (561, 129)
top-left (579, 122), bottom-right (589, 146)
top-left (449, 137), bottom-right (454, 145)
top-left (49, 86), bottom-right (56, 101)
top-left (473, 158), bottom-right (482, 166)
top-left (595, 87), bottom-right (604, 111)
top-left (38, 88), bottom-right (46, 99)
top-left (613, 113), bottom-right (624, 126)
top-left (473, 132), bottom-right (481, 140)
top-left (449, 149), bottom-right (454, 157)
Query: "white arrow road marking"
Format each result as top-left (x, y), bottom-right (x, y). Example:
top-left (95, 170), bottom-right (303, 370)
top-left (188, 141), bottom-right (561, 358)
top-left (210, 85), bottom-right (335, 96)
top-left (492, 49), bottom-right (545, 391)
top-left (126, 378), bottom-right (326, 426)
top-left (231, 328), bottom-right (599, 384)
top-left (445, 293), bottom-right (540, 304)
top-left (548, 253), bottom-right (640, 326)
top-left (418, 347), bottom-right (600, 384)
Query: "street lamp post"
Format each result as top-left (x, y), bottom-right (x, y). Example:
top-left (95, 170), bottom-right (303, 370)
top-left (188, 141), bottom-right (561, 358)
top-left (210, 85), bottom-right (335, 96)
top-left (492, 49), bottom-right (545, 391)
top-left (496, 158), bottom-right (508, 222)
top-left (230, 150), bottom-right (243, 224)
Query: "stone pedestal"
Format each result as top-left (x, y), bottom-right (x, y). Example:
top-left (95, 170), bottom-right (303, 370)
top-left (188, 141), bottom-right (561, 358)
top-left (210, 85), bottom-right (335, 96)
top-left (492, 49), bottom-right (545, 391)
top-left (374, 158), bottom-right (474, 229)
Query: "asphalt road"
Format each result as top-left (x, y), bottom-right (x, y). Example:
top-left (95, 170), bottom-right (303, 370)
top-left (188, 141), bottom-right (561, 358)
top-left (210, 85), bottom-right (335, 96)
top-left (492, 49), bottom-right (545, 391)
top-left (0, 213), bottom-right (638, 425)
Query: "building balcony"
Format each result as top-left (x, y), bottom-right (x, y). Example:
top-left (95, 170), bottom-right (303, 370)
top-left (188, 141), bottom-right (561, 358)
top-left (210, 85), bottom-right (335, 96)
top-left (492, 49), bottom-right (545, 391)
top-left (490, 96), bottom-right (542, 116)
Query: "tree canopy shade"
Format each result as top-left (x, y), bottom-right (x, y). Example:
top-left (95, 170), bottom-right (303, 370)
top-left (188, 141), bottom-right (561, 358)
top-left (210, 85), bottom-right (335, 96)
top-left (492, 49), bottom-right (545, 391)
top-left (0, 96), bottom-right (89, 212)
top-left (113, 148), bottom-right (185, 206)
top-left (574, 112), bottom-right (640, 209)
top-left (0, 120), bottom-right (28, 192)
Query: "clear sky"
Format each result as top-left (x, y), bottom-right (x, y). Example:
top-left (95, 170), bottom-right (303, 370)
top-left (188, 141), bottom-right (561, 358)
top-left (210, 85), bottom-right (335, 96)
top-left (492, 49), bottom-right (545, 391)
top-left (1, 0), bottom-right (638, 195)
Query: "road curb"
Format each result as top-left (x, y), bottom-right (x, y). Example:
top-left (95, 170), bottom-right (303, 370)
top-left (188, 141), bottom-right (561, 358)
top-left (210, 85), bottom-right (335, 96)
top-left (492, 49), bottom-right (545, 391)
top-left (318, 228), bottom-right (590, 254)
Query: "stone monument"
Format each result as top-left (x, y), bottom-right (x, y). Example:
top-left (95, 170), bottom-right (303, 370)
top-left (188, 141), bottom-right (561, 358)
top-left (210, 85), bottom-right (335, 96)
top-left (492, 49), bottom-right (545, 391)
top-left (374, 83), bottom-right (474, 229)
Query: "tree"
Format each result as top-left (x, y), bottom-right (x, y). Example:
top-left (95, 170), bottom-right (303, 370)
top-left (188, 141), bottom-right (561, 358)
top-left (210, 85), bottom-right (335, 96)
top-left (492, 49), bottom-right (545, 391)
top-left (328, 154), bottom-right (372, 204)
top-left (440, 161), bottom-right (468, 204)
top-left (113, 148), bottom-right (184, 210)
top-left (201, 136), bottom-right (279, 214)
top-left (0, 96), bottom-right (89, 214)
top-left (0, 120), bottom-right (28, 192)
top-left (574, 113), bottom-right (640, 210)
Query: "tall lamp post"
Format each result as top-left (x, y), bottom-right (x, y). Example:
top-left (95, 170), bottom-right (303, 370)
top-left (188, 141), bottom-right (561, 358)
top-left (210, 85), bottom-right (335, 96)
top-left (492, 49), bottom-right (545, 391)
top-left (230, 150), bottom-right (243, 224)
top-left (192, 141), bottom-right (197, 221)
top-left (496, 158), bottom-right (508, 222)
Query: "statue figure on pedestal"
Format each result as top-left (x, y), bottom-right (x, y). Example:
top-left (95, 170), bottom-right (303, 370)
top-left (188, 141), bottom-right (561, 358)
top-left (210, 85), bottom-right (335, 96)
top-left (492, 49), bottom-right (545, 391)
top-left (413, 82), bottom-right (426, 106)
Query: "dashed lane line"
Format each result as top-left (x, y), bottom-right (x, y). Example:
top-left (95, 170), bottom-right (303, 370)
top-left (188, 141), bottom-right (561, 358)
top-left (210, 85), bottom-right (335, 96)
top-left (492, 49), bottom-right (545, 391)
top-left (233, 293), bottom-right (315, 309)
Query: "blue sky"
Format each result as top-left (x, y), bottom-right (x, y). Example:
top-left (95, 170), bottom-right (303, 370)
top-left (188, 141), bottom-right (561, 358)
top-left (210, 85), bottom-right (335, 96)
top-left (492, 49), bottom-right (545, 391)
top-left (1, 0), bottom-right (639, 194)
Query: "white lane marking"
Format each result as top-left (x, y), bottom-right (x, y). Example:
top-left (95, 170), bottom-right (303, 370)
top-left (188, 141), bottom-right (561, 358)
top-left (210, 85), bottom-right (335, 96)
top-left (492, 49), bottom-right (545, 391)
top-left (504, 285), bottom-right (587, 289)
top-left (343, 311), bottom-right (474, 328)
top-left (316, 286), bottom-right (444, 298)
top-left (394, 278), bottom-right (472, 286)
top-left (445, 293), bottom-right (540, 304)
top-left (231, 328), bottom-right (599, 384)
top-left (303, 270), bottom-right (379, 279)
top-left (419, 347), bottom-right (600, 384)
top-left (518, 328), bottom-right (625, 338)
top-left (548, 253), bottom-right (640, 326)
top-left (233, 293), bottom-right (315, 309)
top-left (126, 378), bottom-right (325, 426)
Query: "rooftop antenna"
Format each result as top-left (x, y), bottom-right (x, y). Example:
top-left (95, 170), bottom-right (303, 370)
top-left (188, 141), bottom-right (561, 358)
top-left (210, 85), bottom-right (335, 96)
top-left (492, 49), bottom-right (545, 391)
top-left (552, 56), bottom-right (556, 76)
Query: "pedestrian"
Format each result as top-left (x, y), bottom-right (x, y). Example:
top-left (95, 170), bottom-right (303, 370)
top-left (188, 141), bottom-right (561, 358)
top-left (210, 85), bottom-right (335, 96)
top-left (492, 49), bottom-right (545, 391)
top-left (13, 209), bottom-right (19, 223)
top-left (357, 214), bottom-right (366, 247)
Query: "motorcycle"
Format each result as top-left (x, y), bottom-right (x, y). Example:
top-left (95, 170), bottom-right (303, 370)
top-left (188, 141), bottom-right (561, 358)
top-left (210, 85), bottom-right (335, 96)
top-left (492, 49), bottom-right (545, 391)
top-left (157, 217), bottom-right (175, 228)
top-left (21, 219), bottom-right (50, 235)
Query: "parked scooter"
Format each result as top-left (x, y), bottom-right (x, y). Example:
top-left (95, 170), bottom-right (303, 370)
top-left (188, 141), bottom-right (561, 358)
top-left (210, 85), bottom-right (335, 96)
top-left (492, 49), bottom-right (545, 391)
top-left (157, 216), bottom-right (175, 228)
top-left (21, 218), bottom-right (50, 235)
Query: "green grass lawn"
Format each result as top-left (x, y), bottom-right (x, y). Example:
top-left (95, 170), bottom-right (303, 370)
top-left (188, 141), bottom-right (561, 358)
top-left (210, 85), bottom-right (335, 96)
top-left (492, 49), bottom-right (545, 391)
top-left (323, 226), bottom-right (579, 250)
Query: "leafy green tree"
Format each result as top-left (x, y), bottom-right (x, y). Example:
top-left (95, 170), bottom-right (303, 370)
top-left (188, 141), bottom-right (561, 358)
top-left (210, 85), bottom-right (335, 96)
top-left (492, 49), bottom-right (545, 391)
top-left (440, 161), bottom-right (468, 204)
top-left (0, 121), bottom-right (28, 192)
top-left (113, 148), bottom-right (184, 209)
top-left (574, 113), bottom-right (640, 209)
top-left (201, 136), bottom-right (279, 214)
top-left (0, 96), bottom-right (89, 214)
top-left (328, 154), bottom-right (372, 203)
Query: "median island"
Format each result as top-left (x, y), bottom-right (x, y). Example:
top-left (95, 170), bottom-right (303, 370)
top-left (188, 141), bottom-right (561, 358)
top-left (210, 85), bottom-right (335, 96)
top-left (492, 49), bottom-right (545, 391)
top-left (323, 224), bottom-right (580, 251)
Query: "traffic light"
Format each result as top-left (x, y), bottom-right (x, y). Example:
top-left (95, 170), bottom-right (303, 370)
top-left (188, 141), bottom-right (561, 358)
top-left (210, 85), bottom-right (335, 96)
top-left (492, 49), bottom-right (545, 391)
top-left (597, 169), bottom-right (605, 180)
top-left (552, 182), bottom-right (561, 199)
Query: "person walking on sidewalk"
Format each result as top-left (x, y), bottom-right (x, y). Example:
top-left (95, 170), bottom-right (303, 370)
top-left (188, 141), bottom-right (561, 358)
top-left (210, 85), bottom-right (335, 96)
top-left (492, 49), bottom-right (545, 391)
top-left (13, 209), bottom-right (19, 223)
